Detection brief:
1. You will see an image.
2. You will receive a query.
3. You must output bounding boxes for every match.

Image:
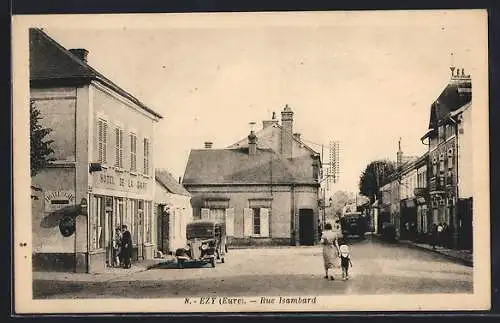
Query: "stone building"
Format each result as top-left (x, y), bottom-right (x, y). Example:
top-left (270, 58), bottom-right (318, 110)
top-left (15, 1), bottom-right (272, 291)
top-left (182, 106), bottom-right (322, 246)
top-left (30, 28), bottom-right (163, 272)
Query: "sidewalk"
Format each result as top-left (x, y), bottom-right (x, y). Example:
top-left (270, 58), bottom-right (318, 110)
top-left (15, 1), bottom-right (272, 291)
top-left (397, 239), bottom-right (473, 267)
top-left (32, 256), bottom-right (175, 283)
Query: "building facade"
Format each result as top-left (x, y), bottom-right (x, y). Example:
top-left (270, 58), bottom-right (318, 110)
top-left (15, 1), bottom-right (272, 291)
top-left (155, 170), bottom-right (193, 254)
top-left (414, 153), bottom-right (430, 241)
top-left (421, 67), bottom-right (472, 249)
top-left (30, 29), bottom-right (162, 273)
top-left (183, 106), bottom-right (322, 246)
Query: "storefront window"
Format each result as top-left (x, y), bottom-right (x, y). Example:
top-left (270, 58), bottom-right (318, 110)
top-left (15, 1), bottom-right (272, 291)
top-left (144, 201), bottom-right (152, 243)
top-left (91, 196), bottom-right (105, 250)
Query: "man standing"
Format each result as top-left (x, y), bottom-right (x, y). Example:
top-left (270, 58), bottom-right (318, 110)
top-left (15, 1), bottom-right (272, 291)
top-left (121, 224), bottom-right (132, 269)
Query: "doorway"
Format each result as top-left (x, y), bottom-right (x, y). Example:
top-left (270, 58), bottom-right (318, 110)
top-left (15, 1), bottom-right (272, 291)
top-left (299, 209), bottom-right (314, 246)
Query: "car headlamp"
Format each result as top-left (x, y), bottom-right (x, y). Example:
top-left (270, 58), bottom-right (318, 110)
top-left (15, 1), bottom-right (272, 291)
top-left (201, 243), bottom-right (208, 250)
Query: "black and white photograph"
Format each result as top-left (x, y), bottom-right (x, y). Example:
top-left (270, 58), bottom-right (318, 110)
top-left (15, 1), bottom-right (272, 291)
top-left (12, 10), bottom-right (490, 313)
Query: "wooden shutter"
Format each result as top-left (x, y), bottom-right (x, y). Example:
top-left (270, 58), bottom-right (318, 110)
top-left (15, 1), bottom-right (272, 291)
top-left (201, 208), bottom-right (210, 220)
top-left (243, 208), bottom-right (253, 237)
top-left (260, 208), bottom-right (270, 237)
top-left (102, 121), bottom-right (107, 163)
top-left (225, 208), bottom-right (234, 236)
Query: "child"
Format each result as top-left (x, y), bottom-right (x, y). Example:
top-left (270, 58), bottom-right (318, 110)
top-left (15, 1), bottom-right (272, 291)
top-left (113, 227), bottom-right (122, 267)
top-left (339, 244), bottom-right (353, 281)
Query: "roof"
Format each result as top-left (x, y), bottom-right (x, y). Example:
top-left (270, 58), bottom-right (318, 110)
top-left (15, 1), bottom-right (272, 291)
top-left (155, 170), bottom-right (191, 196)
top-left (226, 122), bottom-right (319, 156)
top-left (29, 28), bottom-right (163, 119)
top-left (427, 76), bottom-right (471, 129)
top-left (182, 147), bottom-right (319, 186)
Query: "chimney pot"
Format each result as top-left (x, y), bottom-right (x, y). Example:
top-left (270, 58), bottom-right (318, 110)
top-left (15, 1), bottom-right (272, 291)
top-left (69, 48), bottom-right (89, 62)
top-left (204, 142), bottom-right (213, 149)
top-left (179, 176), bottom-right (182, 184)
top-left (294, 133), bottom-right (301, 140)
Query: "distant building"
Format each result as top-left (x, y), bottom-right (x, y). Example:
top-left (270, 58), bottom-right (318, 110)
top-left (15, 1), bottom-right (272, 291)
top-left (155, 170), bottom-right (193, 254)
top-left (182, 106), bottom-right (322, 246)
top-left (30, 29), bottom-right (163, 273)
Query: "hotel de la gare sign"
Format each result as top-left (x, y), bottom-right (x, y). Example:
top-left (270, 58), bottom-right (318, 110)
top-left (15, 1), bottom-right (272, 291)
top-left (90, 166), bottom-right (151, 193)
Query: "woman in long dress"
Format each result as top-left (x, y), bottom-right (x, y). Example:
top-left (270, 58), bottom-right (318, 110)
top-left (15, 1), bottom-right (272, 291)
top-left (321, 222), bottom-right (340, 280)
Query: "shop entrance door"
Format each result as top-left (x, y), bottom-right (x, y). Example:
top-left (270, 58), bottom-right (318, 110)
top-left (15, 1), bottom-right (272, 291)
top-left (136, 201), bottom-right (144, 260)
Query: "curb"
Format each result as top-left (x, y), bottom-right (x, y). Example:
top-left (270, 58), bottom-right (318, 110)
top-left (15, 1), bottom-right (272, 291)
top-left (398, 240), bottom-right (473, 267)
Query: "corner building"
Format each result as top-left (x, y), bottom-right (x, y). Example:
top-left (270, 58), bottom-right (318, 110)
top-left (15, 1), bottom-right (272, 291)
top-left (30, 29), bottom-right (163, 273)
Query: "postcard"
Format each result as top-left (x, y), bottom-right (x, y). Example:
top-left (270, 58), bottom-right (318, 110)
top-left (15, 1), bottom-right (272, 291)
top-left (12, 10), bottom-right (490, 313)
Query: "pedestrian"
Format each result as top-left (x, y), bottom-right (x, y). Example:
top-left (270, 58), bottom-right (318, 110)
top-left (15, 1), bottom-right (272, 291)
top-left (113, 227), bottom-right (122, 268)
top-left (320, 222), bottom-right (340, 280)
top-left (121, 224), bottom-right (132, 269)
top-left (431, 223), bottom-right (438, 250)
top-left (437, 223), bottom-right (444, 247)
top-left (339, 244), bottom-right (353, 281)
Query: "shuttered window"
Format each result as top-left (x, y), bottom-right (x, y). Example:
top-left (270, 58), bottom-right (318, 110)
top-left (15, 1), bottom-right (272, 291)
top-left (201, 208), bottom-right (210, 220)
top-left (243, 207), bottom-right (270, 237)
top-left (97, 118), bottom-right (107, 163)
top-left (114, 127), bottom-right (124, 168)
top-left (143, 138), bottom-right (150, 175)
top-left (130, 133), bottom-right (137, 171)
top-left (225, 208), bottom-right (235, 236)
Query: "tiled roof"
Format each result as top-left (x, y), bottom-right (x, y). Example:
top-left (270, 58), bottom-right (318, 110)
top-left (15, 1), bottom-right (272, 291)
top-left (182, 148), bottom-right (318, 186)
top-left (29, 28), bottom-right (163, 119)
top-left (155, 170), bottom-right (191, 196)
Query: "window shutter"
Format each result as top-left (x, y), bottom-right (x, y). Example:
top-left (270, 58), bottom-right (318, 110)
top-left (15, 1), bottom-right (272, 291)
top-left (243, 208), bottom-right (253, 237)
top-left (97, 120), bottom-right (103, 162)
top-left (201, 208), bottom-right (210, 220)
top-left (103, 122), bottom-right (107, 163)
top-left (260, 208), bottom-right (270, 237)
top-left (225, 208), bottom-right (235, 236)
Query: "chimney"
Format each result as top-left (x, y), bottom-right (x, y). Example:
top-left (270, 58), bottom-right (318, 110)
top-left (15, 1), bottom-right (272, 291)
top-left (293, 133), bottom-right (301, 141)
top-left (396, 137), bottom-right (403, 168)
top-left (69, 48), bottom-right (89, 63)
top-left (178, 176), bottom-right (182, 184)
top-left (281, 104), bottom-right (294, 158)
top-left (248, 130), bottom-right (258, 155)
top-left (204, 142), bottom-right (213, 149)
top-left (262, 111), bottom-right (279, 129)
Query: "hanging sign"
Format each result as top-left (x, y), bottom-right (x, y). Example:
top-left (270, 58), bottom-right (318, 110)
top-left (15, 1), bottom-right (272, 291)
top-left (59, 215), bottom-right (76, 237)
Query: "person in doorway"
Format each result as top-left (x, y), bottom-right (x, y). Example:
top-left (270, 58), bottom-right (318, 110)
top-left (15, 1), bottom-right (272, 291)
top-left (320, 223), bottom-right (340, 281)
top-left (113, 227), bottom-right (122, 267)
top-left (121, 224), bottom-right (132, 269)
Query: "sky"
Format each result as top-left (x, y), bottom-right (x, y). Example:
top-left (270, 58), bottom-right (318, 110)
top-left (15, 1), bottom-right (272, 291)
top-left (38, 10), bottom-right (486, 196)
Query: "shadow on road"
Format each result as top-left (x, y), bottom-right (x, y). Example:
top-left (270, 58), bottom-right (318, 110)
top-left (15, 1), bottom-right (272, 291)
top-left (149, 260), bottom-right (214, 270)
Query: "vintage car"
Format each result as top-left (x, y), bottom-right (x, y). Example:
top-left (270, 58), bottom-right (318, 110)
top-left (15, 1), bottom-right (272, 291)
top-left (340, 212), bottom-right (367, 238)
top-left (175, 220), bottom-right (227, 268)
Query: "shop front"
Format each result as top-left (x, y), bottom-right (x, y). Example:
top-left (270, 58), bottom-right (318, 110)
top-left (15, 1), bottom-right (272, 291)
top-left (88, 167), bottom-right (154, 273)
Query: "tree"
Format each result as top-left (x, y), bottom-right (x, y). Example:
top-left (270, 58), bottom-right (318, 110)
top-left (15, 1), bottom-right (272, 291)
top-left (30, 100), bottom-right (54, 177)
top-left (359, 160), bottom-right (396, 204)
